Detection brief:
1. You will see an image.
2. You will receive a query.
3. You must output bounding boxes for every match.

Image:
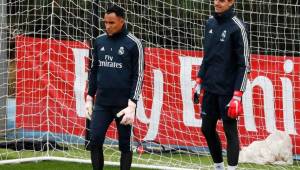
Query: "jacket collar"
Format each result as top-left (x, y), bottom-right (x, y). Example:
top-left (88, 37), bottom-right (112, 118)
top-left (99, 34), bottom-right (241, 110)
top-left (213, 6), bottom-right (235, 23)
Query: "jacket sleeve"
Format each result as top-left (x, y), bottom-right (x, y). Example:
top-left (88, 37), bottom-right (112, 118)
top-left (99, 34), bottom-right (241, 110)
top-left (197, 55), bottom-right (207, 79)
top-left (197, 23), bottom-right (209, 79)
top-left (232, 22), bottom-right (250, 92)
top-left (87, 40), bottom-right (99, 97)
top-left (129, 39), bottom-right (144, 104)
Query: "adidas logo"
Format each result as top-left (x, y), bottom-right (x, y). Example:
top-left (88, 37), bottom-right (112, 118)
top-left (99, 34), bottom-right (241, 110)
top-left (209, 29), bottom-right (213, 34)
top-left (100, 47), bottom-right (105, 51)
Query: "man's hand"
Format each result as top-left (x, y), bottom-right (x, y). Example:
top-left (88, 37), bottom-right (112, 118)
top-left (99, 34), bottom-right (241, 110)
top-left (192, 78), bottom-right (202, 104)
top-left (85, 95), bottom-right (93, 120)
top-left (117, 99), bottom-right (136, 125)
top-left (227, 91), bottom-right (243, 118)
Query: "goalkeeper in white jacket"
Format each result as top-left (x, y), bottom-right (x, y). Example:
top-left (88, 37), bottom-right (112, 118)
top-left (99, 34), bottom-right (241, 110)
top-left (85, 4), bottom-right (144, 170)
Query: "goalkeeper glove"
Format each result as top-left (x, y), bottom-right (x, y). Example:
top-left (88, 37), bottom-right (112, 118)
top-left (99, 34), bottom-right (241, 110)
top-left (85, 95), bottom-right (93, 120)
top-left (227, 91), bottom-right (243, 119)
top-left (192, 78), bottom-right (202, 104)
top-left (117, 99), bottom-right (136, 125)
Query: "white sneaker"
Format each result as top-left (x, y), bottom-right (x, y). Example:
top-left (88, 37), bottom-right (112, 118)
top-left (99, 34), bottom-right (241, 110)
top-left (227, 165), bottom-right (237, 170)
top-left (214, 162), bottom-right (225, 170)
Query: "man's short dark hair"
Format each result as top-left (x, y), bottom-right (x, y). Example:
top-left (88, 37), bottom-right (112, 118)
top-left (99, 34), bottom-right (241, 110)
top-left (106, 5), bottom-right (125, 19)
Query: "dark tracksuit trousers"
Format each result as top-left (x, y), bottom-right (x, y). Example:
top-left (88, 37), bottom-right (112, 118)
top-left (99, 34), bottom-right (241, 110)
top-left (201, 91), bottom-right (240, 166)
top-left (90, 105), bottom-right (133, 170)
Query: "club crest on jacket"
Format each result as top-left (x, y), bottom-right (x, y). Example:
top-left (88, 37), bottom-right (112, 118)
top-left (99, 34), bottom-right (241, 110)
top-left (220, 30), bottom-right (227, 42)
top-left (118, 46), bottom-right (124, 55)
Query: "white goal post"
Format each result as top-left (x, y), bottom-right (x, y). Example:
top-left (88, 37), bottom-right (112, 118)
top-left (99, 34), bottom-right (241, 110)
top-left (0, 0), bottom-right (299, 169)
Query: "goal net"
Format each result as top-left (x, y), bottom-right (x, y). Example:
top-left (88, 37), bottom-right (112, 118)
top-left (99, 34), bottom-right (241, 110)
top-left (0, 0), bottom-right (299, 169)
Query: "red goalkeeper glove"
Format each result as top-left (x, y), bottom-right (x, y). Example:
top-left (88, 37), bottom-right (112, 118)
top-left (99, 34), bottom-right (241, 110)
top-left (192, 78), bottom-right (202, 104)
top-left (227, 91), bottom-right (243, 118)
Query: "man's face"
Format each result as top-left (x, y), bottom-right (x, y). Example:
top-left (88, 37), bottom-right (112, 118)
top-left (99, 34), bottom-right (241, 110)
top-left (214, 0), bottom-right (234, 14)
top-left (104, 13), bottom-right (124, 36)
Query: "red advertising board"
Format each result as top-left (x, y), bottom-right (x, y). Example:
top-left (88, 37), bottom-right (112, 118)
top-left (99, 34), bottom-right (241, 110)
top-left (16, 36), bottom-right (300, 154)
top-left (16, 36), bottom-right (88, 136)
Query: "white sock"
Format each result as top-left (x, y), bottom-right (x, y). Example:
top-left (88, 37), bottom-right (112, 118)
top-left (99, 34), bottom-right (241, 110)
top-left (214, 162), bottom-right (225, 170)
top-left (227, 165), bottom-right (237, 170)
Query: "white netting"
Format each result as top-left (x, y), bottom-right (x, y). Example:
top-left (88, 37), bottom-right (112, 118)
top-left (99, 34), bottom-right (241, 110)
top-left (0, 0), bottom-right (299, 169)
